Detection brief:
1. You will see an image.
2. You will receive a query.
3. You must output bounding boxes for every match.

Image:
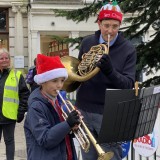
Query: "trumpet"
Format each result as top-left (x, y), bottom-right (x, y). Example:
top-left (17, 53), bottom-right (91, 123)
top-left (57, 90), bottom-right (90, 152)
top-left (57, 90), bottom-right (114, 160)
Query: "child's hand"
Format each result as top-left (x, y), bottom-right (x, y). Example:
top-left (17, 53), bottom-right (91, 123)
top-left (67, 110), bottom-right (80, 128)
top-left (72, 124), bottom-right (80, 131)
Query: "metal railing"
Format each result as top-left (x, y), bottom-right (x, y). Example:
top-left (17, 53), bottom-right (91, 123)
top-left (124, 144), bottom-right (158, 160)
top-left (74, 139), bottom-right (159, 160)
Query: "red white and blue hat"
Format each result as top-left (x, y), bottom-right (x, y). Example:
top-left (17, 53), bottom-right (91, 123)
top-left (34, 54), bottom-right (68, 84)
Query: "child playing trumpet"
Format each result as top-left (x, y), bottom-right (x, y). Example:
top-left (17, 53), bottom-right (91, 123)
top-left (24, 54), bottom-right (80, 160)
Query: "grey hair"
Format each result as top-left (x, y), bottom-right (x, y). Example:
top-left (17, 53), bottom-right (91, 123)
top-left (0, 48), bottom-right (10, 59)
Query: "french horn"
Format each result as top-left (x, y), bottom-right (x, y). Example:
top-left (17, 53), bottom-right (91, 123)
top-left (61, 43), bottom-right (109, 92)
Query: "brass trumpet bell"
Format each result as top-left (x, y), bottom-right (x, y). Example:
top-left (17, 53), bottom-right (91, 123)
top-left (98, 152), bottom-right (114, 160)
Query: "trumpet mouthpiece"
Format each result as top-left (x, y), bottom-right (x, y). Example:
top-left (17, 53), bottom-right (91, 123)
top-left (56, 90), bottom-right (60, 94)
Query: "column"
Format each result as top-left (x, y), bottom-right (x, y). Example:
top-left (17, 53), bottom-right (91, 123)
top-left (69, 31), bottom-right (80, 58)
top-left (11, 2), bottom-right (27, 56)
top-left (28, 31), bottom-right (40, 67)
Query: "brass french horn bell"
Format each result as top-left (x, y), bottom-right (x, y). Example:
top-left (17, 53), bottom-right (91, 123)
top-left (61, 43), bottom-right (109, 92)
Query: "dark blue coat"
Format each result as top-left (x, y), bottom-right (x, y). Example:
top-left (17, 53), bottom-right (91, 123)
top-left (24, 88), bottom-right (77, 160)
top-left (76, 30), bottom-right (137, 114)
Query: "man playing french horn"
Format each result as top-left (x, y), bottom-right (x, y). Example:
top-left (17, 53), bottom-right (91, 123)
top-left (75, 1), bottom-right (137, 160)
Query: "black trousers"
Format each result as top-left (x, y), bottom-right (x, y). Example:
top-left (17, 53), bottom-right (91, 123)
top-left (0, 123), bottom-right (16, 160)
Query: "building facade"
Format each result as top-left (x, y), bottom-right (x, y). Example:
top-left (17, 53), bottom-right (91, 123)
top-left (0, 0), bottom-right (155, 71)
top-left (0, 1), bottom-right (160, 160)
top-left (28, 0), bottom-right (99, 67)
top-left (0, 0), bottom-right (28, 72)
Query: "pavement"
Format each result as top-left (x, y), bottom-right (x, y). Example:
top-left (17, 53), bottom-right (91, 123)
top-left (1, 118), bottom-right (160, 160)
top-left (0, 120), bottom-right (26, 160)
top-left (0, 119), bottom-right (82, 160)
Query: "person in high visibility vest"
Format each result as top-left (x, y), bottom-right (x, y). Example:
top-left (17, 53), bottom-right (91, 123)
top-left (0, 48), bottom-right (30, 160)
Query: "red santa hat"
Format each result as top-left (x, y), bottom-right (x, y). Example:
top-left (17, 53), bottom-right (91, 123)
top-left (98, 1), bottom-right (123, 23)
top-left (34, 54), bottom-right (68, 84)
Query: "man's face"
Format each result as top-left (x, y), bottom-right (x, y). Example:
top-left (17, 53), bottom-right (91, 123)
top-left (98, 19), bottom-right (120, 42)
top-left (41, 77), bottom-right (65, 97)
top-left (0, 53), bottom-right (10, 70)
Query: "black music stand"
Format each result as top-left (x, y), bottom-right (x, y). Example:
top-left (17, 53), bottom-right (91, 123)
top-left (98, 85), bottom-right (160, 144)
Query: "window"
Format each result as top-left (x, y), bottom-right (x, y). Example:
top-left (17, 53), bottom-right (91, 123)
top-left (0, 8), bottom-right (8, 32)
top-left (48, 40), bottom-right (69, 57)
top-left (40, 34), bottom-right (69, 57)
top-left (0, 8), bottom-right (9, 49)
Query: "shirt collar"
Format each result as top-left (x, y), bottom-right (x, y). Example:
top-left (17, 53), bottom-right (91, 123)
top-left (41, 90), bottom-right (56, 103)
top-left (99, 33), bottom-right (118, 46)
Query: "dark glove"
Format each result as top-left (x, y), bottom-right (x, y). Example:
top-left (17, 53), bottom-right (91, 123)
top-left (97, 54), bottom-right (113, 76)
top-left (17, 113), bottom-right (24, 123)
top-left (67, 110), bottom-right (80, 128)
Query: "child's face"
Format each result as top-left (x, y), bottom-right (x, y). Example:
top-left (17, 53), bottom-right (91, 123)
top-left (42, 77), bottom-right (65, 97)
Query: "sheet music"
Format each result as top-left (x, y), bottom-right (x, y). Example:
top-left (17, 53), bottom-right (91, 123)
top-left (153, 86), bottom-right (160, 94)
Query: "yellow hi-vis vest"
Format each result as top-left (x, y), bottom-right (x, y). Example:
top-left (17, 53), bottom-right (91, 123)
top-left (2, 69), bottom-right (21, 120)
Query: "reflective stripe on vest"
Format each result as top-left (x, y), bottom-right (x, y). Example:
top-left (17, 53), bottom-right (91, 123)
top-left (2, 69), bottom-right (21, 120)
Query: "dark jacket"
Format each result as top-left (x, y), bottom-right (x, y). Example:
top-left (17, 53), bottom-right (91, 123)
top-left (76, 30), bottom-right (137, 114)
top-left (24, 88), bottom-right (77, 160)
top-left (26, 66), bottom-right (39, 92)
top-left (0, 68), bottom-right (30, 124)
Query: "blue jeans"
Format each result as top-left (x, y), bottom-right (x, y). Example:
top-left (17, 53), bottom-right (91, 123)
top-left (79, 109), bottom-right (122, 160)
top-left (0, 123), bottom-right (16, 160)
